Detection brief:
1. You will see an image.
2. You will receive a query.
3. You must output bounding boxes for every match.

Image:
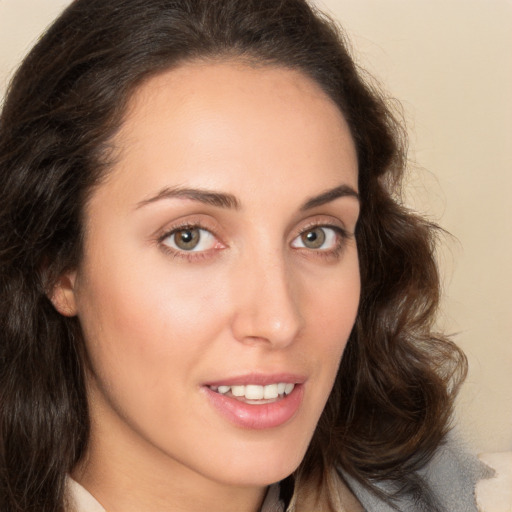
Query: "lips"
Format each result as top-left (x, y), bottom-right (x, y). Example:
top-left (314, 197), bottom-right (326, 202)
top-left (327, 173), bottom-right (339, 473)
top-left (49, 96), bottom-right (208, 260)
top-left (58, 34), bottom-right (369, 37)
top-left (203, 374), bottom-right (305, 429)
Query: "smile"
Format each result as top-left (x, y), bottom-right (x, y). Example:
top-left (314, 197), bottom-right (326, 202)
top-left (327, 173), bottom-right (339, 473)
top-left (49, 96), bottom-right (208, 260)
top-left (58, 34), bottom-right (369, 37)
top-left (204, 379), bottom-right (304, 429)
top-left (208, 383), bottom-right (295, 403)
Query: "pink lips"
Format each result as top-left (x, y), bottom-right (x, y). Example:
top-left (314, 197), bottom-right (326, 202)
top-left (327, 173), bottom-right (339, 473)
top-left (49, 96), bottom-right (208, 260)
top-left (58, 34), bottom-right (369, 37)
top-left (203, 374), bottom-right (305, 430)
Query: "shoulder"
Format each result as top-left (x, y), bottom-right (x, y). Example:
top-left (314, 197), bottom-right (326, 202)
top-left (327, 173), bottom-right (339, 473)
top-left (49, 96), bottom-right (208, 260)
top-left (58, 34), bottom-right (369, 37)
top-left (340, 437), bottom-right (492, 512)
top-left (414, 439), bottom-right (492, 511)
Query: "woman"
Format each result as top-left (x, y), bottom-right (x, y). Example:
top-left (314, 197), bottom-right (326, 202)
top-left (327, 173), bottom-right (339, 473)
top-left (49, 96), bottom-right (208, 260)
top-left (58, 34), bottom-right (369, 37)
top-left (0, 0), bottom-right (487, 510)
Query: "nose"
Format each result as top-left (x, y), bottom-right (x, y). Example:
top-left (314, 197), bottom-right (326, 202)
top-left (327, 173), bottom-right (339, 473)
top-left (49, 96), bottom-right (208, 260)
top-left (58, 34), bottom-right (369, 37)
top-left (229, 251), bottom-right (304, 349)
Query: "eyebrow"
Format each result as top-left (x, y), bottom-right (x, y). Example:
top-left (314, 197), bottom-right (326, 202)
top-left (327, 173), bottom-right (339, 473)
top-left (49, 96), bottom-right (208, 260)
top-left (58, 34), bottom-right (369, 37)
top-left (136, 186), bottom-right (241, 210)
top-left (300, 184), bottom-right (359, 211)
top-left (136, 183), bottom-right (358, 211)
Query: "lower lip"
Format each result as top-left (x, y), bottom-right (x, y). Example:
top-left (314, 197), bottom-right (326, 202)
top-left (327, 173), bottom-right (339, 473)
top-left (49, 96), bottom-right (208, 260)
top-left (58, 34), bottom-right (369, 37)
top-left (203, 385), bottom-right (304, 430)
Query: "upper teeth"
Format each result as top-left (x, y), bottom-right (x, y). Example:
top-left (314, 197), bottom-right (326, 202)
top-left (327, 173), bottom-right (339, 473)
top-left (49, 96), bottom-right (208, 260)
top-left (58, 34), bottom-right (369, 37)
top-left (212, 383), bottom-right (295, 400)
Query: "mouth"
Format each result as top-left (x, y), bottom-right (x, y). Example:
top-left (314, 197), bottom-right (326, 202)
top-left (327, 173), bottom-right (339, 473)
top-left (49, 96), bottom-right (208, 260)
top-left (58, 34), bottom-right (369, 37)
top-left (207, 382), bottom-right (295, 404)
top-left (203, 375), bottom-right (305, 429)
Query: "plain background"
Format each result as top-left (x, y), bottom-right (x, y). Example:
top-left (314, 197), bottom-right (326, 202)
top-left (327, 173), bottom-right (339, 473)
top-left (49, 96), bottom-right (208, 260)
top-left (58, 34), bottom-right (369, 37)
top-left (1, 0), bottom-right (511, 455)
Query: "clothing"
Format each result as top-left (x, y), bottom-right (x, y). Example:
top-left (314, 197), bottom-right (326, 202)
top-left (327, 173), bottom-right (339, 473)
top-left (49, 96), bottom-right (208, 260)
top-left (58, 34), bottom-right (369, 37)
top-left (340, 441), bottom-right (491, 512)
top-left (67, 441), bottom-right (490, 512)
top-left (66, 478), bottom-right (105, 512)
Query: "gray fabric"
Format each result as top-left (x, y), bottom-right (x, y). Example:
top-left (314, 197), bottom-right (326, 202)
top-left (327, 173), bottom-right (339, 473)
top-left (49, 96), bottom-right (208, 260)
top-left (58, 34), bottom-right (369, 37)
top-left (415, 441), bottom-right (492, 511)
top-left (339, 439), bottom-right (492, 512)
top-left (261, 483), bottom-right (285, 512)
top-left (263, 437), bottom-right (492, 511)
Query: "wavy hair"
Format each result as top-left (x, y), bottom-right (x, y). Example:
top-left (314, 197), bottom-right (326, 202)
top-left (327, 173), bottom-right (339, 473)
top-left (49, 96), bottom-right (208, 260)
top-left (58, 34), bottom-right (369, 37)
top-left (0, 0), bottom-right (466, 510)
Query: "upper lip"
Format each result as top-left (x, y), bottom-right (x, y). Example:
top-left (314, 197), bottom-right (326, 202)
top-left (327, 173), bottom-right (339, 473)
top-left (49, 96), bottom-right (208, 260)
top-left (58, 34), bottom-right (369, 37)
top-left (204, 373), bottom-right (306, 387)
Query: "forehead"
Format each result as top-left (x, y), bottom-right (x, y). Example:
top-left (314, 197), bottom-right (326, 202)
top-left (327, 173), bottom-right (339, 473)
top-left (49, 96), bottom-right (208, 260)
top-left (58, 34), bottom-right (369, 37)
top-left (93, 60), bottom-right (358, 212)
top-left (126, 59), bottom-right (343, 124)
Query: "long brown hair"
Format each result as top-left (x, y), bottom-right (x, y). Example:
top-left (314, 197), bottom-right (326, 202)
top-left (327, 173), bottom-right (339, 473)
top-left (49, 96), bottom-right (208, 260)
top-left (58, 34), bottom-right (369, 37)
top-left (0, 1), bottom-right (466, 510)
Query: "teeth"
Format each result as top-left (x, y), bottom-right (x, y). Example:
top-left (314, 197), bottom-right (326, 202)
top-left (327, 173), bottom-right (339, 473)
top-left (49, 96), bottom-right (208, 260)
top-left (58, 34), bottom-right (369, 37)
top-left (263, 383), bottom-right (278, 399)
top-left (245, 385), bottom-right (264, 400)
top-left (284, 383), bottom-right (294, 395)
top-left (231, 385), bottom-right (245, 397)
top-left (211, 383), bottom-right (295, 400)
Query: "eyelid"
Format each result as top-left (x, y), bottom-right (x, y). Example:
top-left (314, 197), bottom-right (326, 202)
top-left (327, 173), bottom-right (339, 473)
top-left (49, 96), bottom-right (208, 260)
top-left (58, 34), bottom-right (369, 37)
top-left (293, 217), bottom-right (352, 240)
top-left (155, 214), bottom-right (221, 241)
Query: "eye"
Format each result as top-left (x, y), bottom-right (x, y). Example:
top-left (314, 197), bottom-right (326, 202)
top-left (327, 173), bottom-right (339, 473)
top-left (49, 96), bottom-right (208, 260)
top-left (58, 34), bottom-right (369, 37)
top-left (162, 227), bottom-right (217, 252)
top-left (291, 226), bottom-right (340, 250)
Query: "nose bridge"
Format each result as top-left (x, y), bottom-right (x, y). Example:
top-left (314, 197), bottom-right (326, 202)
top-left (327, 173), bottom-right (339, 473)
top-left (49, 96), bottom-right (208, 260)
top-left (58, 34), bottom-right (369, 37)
top-left (230, 243), bottom-right (303, 347)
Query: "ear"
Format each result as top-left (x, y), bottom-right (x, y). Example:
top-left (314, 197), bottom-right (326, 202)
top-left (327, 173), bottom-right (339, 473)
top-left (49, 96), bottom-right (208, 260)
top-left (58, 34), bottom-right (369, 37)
top-left (49, 271), bottom-right (78, 317)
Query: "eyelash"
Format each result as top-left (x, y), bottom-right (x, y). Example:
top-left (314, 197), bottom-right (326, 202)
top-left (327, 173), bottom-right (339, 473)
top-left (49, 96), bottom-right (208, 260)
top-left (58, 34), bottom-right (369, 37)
top-left (157, 221), bottom-right (351, 261)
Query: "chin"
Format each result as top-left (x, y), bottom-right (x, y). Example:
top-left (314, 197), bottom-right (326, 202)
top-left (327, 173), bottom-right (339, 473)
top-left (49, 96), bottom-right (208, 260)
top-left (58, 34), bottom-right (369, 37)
top-left (205, 435), bottom-right (310, 488)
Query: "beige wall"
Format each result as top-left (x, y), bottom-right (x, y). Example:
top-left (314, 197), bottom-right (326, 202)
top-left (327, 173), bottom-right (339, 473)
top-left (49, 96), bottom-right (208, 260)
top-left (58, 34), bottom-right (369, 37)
top-left (1, 0), bottom-right (511, 454)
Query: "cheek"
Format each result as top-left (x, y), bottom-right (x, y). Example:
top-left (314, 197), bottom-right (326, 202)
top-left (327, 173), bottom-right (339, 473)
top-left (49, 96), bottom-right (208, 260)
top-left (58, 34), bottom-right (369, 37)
top-left (298, 256), bottom-right (360, 393)
top-left (74, 251), bottom-right (231, 392)
top-left (74, 261), bottom-right (235, 449)
top-left (306, 257), bottom-right (360, 344)
top-left (318, 264), bottom-right (359, 373)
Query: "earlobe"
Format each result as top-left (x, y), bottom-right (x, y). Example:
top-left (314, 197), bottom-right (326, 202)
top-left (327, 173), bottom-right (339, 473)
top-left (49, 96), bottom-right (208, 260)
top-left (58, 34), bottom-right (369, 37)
top-left (50, 272), bottom-right (78, 317)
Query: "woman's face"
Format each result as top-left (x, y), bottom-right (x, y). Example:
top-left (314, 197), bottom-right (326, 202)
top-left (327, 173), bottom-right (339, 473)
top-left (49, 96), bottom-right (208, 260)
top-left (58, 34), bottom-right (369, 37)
top-left (62, 62), bottom-right (360, 490)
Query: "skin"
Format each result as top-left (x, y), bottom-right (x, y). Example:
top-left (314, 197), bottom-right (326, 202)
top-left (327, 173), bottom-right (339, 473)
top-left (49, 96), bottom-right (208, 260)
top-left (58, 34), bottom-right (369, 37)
top-left (53, 61), bottom-right (361, 512)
